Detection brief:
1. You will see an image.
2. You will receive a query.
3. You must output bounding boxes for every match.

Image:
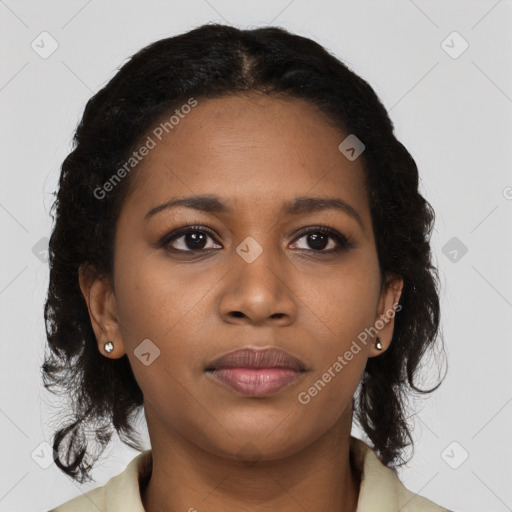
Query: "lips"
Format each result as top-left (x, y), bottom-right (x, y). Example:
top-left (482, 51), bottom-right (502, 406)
top-left (205, 347), bottom-right (307, 397)
top-left (205, 347), bottom-right (307, 372)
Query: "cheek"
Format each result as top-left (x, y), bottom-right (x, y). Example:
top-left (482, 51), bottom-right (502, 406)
top-left (113, 249), bottom-right (195, 341)
top-left (113, 252), bottom-right (219, 380)
top-left (293, 257), bottom-right (379, 404)
top-left (295, 318), bottom-right (369, 430)
top-left (299, 256), bottom-right (381, 338)
top-left (292, 336), bottom-right (366, 446)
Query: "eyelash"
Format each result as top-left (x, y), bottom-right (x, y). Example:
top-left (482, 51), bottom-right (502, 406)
top-left (158, 223), bottom-right (354, 255)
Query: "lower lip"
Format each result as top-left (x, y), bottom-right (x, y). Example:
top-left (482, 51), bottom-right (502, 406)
top-left (206, 368), bottom-right (305, 397)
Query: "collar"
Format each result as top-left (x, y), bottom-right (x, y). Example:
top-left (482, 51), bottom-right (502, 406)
top-left (57, 436), bottom-right (450, 511)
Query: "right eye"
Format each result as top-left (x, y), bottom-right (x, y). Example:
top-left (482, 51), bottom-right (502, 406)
top-left (159, 225), bottom-right (222, 253)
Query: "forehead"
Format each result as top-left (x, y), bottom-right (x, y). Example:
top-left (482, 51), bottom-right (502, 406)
top-left (122, 93), bottom-right (370, 223)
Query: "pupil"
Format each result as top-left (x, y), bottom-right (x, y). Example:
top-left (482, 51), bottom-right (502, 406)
top-left (309, 233), bottom-right (327, 250)
top-left (187, 232), bottom-right (206, 249)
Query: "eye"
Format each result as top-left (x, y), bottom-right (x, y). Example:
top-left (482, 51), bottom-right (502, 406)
top-left (291, 226), bottom-right (353, 253)
top-left (160, 225), bottom-right (221, 252)
top-left (159, 224), bottom-right (354, 255)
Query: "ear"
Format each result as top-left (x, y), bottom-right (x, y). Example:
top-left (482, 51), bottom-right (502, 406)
top-left (78, 264), bottom-right (126, 359)
top-left (368, 273), bottom-right (404, 357)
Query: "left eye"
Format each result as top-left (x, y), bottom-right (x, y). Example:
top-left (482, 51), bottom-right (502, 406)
top-left (290, 227), bottom-right (352, 253)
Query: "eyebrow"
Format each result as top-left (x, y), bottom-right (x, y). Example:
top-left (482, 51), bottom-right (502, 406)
top-left (145, 194), bottom-right (364, 230)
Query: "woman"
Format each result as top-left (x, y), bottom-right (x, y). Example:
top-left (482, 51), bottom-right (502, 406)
top-left (43, 23), bottom-right (452, 512)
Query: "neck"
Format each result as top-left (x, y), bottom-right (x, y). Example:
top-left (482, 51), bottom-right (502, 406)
top-left (140, 403), bottom-right (361, 512)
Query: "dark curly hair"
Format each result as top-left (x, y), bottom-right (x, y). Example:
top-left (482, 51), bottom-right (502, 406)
top-left (42, 22), bottom-right (446, 483)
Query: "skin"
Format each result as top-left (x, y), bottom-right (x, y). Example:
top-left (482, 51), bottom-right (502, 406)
top-left (79, 93), bottom-right (403, 512)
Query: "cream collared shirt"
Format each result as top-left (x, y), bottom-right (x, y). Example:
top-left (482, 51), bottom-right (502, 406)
top-left (49, 436), bottom-right (453, 511)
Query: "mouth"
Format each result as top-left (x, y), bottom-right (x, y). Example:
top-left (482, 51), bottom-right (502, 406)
top-left (205, 347), bottom-right (307, 397)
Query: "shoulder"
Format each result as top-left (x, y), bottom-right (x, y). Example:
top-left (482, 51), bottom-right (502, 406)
top-left (350, 436), bottom-right (454, 512)
top-left (48, 450), bottom-right (152, 512)
top-left (48, 485), bottom-right (107, 512)
top-left (49, 441), bottom-right (454, 512)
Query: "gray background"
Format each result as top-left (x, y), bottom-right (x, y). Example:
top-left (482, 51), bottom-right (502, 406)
top-left (1, 1), bottom-right (511, 511)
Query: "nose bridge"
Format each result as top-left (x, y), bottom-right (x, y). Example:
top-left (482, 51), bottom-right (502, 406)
top-left (234, 227), bottom-right (283, 290)
top-left (219, 226), bottom-right (296, 324)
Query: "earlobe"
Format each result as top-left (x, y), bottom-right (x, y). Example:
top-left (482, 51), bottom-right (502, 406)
top-left (101, 339), bottom-right (124, 358)
top-left (369, 273), bottom-right (404, 357)
top-left (78, 264), bottom-right (127, 359)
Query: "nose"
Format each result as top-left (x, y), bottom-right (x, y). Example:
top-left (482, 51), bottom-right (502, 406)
top-left (218, 239), bottom-right (297, 326)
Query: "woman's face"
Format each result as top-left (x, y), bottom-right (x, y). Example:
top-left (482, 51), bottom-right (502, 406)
top-left (83, 93), bottom-right (402, 460)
